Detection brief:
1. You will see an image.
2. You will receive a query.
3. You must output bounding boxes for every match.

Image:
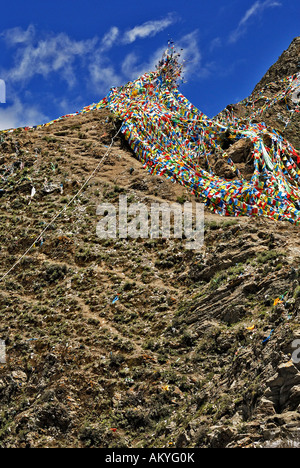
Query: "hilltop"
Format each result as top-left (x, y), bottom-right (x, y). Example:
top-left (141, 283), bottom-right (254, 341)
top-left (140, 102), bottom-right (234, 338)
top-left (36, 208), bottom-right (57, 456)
top-left (220, 36), bottom-right (300, 151)
top-left (0, 38), bottom-right (299, 449)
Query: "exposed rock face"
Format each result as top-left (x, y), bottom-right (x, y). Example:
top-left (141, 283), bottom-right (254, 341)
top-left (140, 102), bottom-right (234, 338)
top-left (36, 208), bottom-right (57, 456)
top-left (266, 361), bottom-right (300, 413)
top-left (216, 37), bottom-right (300, 155)
top-left (226, 139), bottom-right (253, 164)
top-left (254, 37), bottom-right (300, 91)
top-left (242, 37), bottom-right (300, 152)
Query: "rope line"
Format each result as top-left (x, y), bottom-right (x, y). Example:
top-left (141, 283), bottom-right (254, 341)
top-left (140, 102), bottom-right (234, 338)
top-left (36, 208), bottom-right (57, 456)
top-left (0, 125), bottom-right (122, 283)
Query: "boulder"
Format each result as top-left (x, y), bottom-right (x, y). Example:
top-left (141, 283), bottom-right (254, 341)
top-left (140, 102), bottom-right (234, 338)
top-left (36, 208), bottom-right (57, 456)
top-left (226, 138), bottom-right (253, 164)
top-left (265, 362), bottom-right (300, 412)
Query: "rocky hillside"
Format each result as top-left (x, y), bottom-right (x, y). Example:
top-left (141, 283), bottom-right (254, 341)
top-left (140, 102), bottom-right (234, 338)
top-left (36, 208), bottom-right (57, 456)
top-left (254, 37), bottom-right (300, 92)
top-left (0, 40), bottom-right (300, 449)
top-left (252, 36), bottom-right (300, 151)
top-left (221, 36), bottom-right (300, 151)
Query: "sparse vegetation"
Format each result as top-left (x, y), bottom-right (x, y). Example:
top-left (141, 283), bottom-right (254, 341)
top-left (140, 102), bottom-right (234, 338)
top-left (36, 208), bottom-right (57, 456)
top-left (0, 49), bottom-right (300, 449)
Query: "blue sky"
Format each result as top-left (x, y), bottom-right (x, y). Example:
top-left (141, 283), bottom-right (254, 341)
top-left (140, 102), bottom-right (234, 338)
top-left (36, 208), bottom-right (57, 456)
top-left (0, 0), bottom-right (299, 130)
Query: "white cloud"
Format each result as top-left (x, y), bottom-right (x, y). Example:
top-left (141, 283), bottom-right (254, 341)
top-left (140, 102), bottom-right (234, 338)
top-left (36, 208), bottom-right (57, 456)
top-left (209, 37), bottom-right (222, 53)
top-left (121, 46), bottom-right (166, 80)
top-left (0, 98), bottom-right (48, 130)
top-left (101, 26), bottom-right (120, 50)
top-left (122, 13), bottom-right (177, 44)
top-left (121, 30), bottom-right (203, 83)
top-left (89, 61), bottom-right (123, 95)
top-left (1, 24), bottom-right (35, 45)
top-left (177, 31), bottom-right (202, 78)
top-left (229, 0), bottom-right (282, 43)
top-left (2, 26), bottom-right (98, 88)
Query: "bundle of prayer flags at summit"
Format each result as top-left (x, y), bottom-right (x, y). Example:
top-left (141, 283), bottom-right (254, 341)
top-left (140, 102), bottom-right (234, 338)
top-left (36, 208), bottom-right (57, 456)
top-left (1, 43), bottom-right (300, 224)
top-left (99, 45), bottom-right (300, 224)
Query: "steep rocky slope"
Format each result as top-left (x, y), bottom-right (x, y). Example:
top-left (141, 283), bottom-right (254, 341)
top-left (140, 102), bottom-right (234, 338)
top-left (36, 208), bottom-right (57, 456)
top-left (252, 36), bottom-right (300, 151)
top-left (220, 36), bottom-right (300, 151)
top-left (254, 37), bottom-right (300, 92)
top-left (0, 40), bottom-right (299, 449)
